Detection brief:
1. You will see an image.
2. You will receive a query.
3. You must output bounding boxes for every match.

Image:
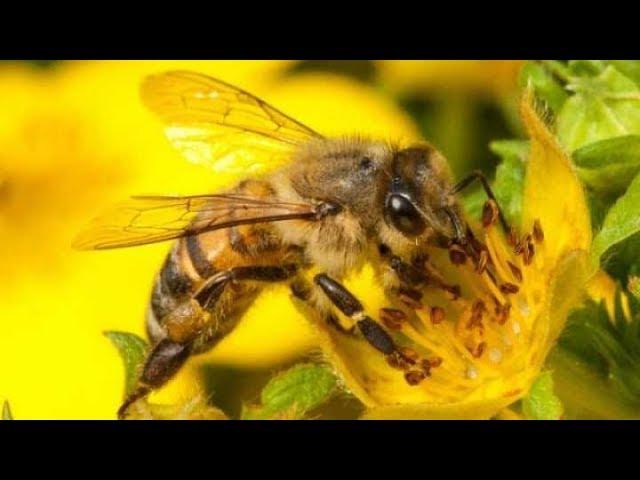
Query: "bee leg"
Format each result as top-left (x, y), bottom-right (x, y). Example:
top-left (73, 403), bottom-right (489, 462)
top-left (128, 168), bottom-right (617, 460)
top-left (450, 170), bottom-right (512, 234)
top-left (118, 338), bottom-right (193, 419)
top-left (120, 264), bottom-right (300, 419)
top-left (313, 273), bottom-right (408, 359)
top-left (290, 278), bottom-right (356, 334)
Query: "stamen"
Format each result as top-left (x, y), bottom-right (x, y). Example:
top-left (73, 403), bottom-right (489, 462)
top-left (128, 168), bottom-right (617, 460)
top-left (482, 199), bottom-right (499, 227)
top-left (404, 370), bottom-right (427, 386)
top-left (469, 300), bottom-right (486, 330)
top-left (449, 244), bottom-right (467, 265)
top-left (446, 284), bottom-right (461, 301)
top-left (476, 249), bottom-right (489, 274)
top-left (514, 238), bottom-right (525, 256)
top-left (533, 219), bottom-right (544, 243)
top-left (399, 347), bottom-right (419, 363)
top-left (467, 341), bottom-right (486, 358)
top-left (500, 283), bottom-right (519, 295)
top-left (380, 308), bottom-right (406, 330)
top-left (494, 302), bottom-right (511, 325)
top-left (386, 351), bottom-right (411, 371)
top-left (430, 306), bottom-right (446, 325)
top-left (427, 356), bottom-right (443, 368)
top-left (420, 359), bottom-right (433, 376)
top-left (398, 288), bottom-right (423, 310)
top-left (507, 261), bottom-right (523, 282)
top-left (523, 235), bottom-right (535, 265)
top-left (507, 227), bottom-right (519, 247)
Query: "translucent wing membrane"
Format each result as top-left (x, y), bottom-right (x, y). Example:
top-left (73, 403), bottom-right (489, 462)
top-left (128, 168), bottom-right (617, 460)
top-left (73, 194), bottom-right (318, 250)
top-left (141, 70), bottom-right (322, 174)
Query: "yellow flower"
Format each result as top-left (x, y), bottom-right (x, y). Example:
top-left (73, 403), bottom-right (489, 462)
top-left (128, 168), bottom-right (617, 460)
top-left (0, 62), bottom-right (418, 418)
top-left (310, 90), bottom-right (593, 419)
top-left (376, 60), bottom-right (525, 98)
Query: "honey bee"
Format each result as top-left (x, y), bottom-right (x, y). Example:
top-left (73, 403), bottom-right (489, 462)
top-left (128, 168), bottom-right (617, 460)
top-left (74, 71), bottom-right (509, 418)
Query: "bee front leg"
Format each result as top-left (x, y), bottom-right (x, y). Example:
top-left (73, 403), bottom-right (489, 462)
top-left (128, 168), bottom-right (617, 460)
top-left (450, 170), bottom-right (513, 235)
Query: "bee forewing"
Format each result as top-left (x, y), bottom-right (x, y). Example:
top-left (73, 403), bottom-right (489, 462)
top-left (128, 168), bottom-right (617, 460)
top-left (141, 70), bottom-right (322, 174)
top-left (72, 194), bottom-right (318, 250)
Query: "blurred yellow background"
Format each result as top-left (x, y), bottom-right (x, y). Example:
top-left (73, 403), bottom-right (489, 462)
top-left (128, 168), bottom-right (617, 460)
top-left (0, 60), bottom-right (523, 419)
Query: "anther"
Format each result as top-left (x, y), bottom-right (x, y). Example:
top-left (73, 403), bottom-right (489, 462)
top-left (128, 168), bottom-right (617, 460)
top-left (476, 249), bottom-right (489, 274)
top-left (533, 219), bottom-right (544, 243)
top-left (386, 351), bottom-right (410, 371)
top-left (428, 356), bottom-right (443, 368)
top-left (399, 347), bottom-right (419, 363)
top-left (507, 227), bottom-right (519, 247)
top-left (500, 283), bottom-right (519, 295)
top-left (420, 359), bottom-right (432, 376)
top-left (404, 370), bottom-right (427, 386)
top-left (398, 288), bottom-right (423, 310)
top-left (449, 244), bottom-right (467, 265)
top-left (380, 308), bottom-right (406, 330)
top-left (507, 261), bottom-right (523, 282)
top-left (430, 306), bottom-right (446, 325)
top-left (468, 341), bottom-right (486, 358)
top-left (494, 302), bottom-right (511, 325)
top-left (482, 199), bottom-right (499, 227)
top-left (523, 235), bottom-right (535, 265)
top-left (469, 300), bottom-right (486, 330)
top-left (514, 239), bottom-right (525, 256)
top-left (446, 285), bottom-right (461, 301)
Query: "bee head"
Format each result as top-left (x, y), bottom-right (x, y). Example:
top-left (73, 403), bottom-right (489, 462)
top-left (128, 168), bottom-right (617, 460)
top-left (384, 145), bottom-right (457, 242)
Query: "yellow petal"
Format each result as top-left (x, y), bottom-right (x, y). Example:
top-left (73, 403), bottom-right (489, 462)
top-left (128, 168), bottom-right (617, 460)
top-left (520, 89), bottom-right (592, 266)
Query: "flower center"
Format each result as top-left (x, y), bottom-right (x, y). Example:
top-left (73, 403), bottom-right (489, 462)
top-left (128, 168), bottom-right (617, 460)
top-left (382, 202), bottom-right (547, 403)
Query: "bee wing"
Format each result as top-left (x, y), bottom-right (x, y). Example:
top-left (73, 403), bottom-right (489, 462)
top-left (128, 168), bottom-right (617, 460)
top-left (141, 70), bottom-right (323, 174)
top-left (73, 194), bottom-right (319, 250)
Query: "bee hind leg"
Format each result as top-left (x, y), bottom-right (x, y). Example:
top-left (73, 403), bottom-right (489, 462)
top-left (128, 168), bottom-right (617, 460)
top-left (118, 338), bottom-right (193, 419)
top-left (119, 264), bottom-right (300, 419)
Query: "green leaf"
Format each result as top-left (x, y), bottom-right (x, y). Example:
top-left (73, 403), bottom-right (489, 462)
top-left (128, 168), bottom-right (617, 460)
top-left (591, 172), bottom-right (640, 265)
top-left (548, 348), bottom-right (640, 419)
top-left (242, 363), bottom-right (337, 420)
top-left (2, 400), bottom-right (13, 420)
top-left (608, 61), bottom-right (640, 86)
top-left (522, 371), bottom-right (564, 420)
top-left (559, 295), bottom-right (640, 406)
top-left (104, 331), bottom-right (148, 397)
top-left (557, 66), bottom-right (640, 152)
top-left (573, 135), bottom-right (640, 195)
top-left (568, 60), bottom-right (607, 77)
top-left (490, 140), bottom-right (528, 224)
top-left (519, 62), bottom-right (569, 113)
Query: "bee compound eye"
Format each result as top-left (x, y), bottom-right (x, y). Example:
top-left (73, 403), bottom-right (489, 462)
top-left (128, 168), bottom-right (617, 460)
top-left (385, 193), bottom-right (426, 236)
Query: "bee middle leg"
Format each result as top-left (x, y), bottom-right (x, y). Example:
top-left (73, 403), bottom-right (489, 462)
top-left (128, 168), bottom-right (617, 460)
top-left (119, 264), bottom-right (298, 419)
top-left (313, 273), bottom-right (414, 364)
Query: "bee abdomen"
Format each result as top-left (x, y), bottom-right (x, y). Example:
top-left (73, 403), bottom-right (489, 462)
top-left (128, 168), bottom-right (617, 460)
top-left (149, 245), bottom-right (198, 331)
